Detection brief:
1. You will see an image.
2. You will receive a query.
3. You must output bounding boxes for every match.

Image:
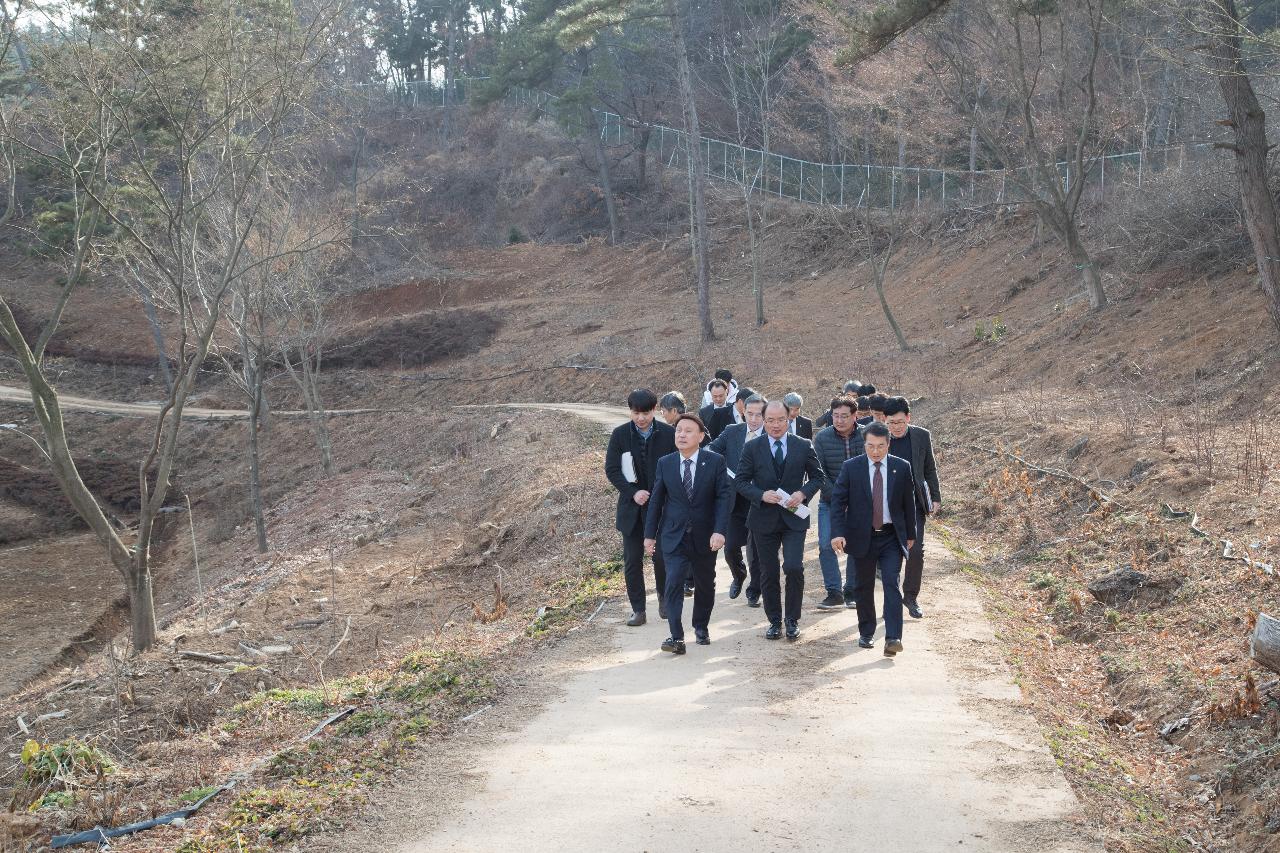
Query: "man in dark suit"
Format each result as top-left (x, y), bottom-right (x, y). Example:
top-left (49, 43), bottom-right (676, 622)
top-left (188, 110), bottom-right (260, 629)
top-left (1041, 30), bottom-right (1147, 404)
top-left (734, 400), bottom-right (826, 641)
top-left (708, 393), bottom-right (767, 601)
top-left (883, 396), bottom-right (942, 619)
top-left (782, 392), bottom-right (813, 439)
top-left (645, 414), bottom-right (734, 654)
top-left (605, 389), bottom-right (677, 627)
top-left (698, 379), bottom-right (736, 440)
top-left (830, 421), bottom-right (917, 657)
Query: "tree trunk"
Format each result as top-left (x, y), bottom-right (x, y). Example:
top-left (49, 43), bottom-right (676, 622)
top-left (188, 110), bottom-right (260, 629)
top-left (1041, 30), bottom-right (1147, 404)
top-left (127, 560), bottom-right (157, 653)
top-left (1150, 61), bottom-right (1175, 147)
top-left (666, 0), bottom-right (713, 343)
top-left (350, 125), bottom-right (365, 249)
top-left (247, 376), bottom-right (268, 554)
top-left (1252, 613), bottom-right (1280, 674)
top-left (873, 266), bottom-right (910, 351)
top-left (1065, 221), bottom-right (1107, 310)
top-left (1208, 0), bottom-right (1280, 333)
top-left (587, 107), bottom-right (620, 245)
top-left (637, 126), bottom-right (650, 188)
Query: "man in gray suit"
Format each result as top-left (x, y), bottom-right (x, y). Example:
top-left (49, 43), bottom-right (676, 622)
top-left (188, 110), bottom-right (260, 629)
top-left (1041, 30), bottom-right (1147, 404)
top-left (708, 393), bottom-right (767, 601)
top-left (883, 396), bottom-right (942, 619)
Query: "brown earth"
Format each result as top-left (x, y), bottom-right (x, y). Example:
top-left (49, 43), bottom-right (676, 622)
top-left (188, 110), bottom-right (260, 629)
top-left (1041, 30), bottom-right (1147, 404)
top-left (1, 106), bottom-right (1278, 852)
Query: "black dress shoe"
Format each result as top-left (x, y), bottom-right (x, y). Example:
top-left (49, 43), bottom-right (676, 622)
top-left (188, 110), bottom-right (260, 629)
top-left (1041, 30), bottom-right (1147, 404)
top-left (764, 623), bottom-right (782, 640)
top-left (906, 600), bottom-right (923, 619)
top-left (816, 592), bottom-right (844, 610)
top-left (657, 602), bottom-right (668, 620)
top-left (626, 611), bottom-right (646, 627)
top-left (858, 636), bottom-right (874, 649)
top-left (661, 637), bottom-right (687, 655)
top-left (728, 579), bottom-right (743, 599)
top-left (695, 629), bottom-right (710, 645)
top-left (746, 593), bottom-right (762, 608)
top-left (884, 639), bottom-right (903, 656)
top-left (785, 619), bottom-right (800, 641)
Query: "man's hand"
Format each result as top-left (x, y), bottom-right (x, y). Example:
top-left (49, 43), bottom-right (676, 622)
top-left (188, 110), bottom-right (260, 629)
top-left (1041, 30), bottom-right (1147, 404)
top-left (644, 538), bottom-right (657, 555)
top-left (633, 490), bottom-right (650, 506)
top-left (831, 537), bottom-right (846, 554)
top-left (906, 540), bottom-right (915, 552)
top-left (761, 490), bottom-right (783, 505)
top-left (709, 533), bottom-right (725, 551)
top-left (930, 499), bottom-right (942, 513)
top-left (786, 490), bottom-right (806, 508)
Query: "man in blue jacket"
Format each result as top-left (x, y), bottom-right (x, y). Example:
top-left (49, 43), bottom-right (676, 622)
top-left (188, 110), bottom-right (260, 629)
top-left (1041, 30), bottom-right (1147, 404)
top-left (830, 421), bottom-right (917, 657)
top-left (645, 414), bottom-right (734, 654)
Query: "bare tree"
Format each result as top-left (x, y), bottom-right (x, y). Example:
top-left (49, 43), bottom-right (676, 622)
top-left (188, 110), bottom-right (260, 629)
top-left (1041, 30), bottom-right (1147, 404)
top-left (926, 0), bottom-right (1115, 310)
top-left (0, 0), bottom-right (344, 651)
top-left (717, 0), bottom-right (798, 327)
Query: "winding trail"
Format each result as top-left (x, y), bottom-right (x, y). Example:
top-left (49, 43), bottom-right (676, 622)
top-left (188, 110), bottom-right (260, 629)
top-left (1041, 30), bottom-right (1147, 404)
top-left (348, 403), bottom-right (1104, 852)
top-left (0, 384), bottom-right (381, 420)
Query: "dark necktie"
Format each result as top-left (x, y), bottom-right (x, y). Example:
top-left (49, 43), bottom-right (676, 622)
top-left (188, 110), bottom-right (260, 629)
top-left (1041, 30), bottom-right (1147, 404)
top-left (682, 458), bottom-right (694, 500)
top-left (773, 439), bottom-right (784, 475)
top-left (872, 461), bottom-right (884, 529)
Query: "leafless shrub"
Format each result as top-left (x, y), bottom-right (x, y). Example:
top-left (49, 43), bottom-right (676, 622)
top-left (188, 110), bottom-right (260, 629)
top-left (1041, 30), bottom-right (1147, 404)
top-left (1187, 393), bottom-right (1218, 480)
top-left (1099, 157), bottom-right (1251, 276)
top-left (1237, 412), bottom-right (1273, 496)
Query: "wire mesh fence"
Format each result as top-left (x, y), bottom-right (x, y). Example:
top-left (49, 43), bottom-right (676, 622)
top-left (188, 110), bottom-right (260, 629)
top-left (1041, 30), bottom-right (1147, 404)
top-left (362, 78), bottom-right (1216, 213)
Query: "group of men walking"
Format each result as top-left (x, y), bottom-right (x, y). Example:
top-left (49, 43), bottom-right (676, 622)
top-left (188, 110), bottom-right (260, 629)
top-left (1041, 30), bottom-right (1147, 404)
top-left (604, 373), bottom-right (942, 657)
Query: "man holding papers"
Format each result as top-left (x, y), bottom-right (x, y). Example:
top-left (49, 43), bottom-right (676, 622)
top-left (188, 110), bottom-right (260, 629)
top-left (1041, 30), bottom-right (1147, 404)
top-left (733, 400), bottom-right (826, 641)
top-left (605, 389), bottom-right (677, 627)
top-left (644, 414), bottom-right (733, 654)
top-left (707, 393), bottom-right (767, 601)
top-left (829, 421), bottom-right (917, 657)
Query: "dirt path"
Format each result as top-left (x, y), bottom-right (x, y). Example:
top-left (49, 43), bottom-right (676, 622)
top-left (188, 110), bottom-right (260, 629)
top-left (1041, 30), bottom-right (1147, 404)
top-left (315, 403), bottom-right (1102, 852)
top-left (0, 384), bottom-right (382, 420)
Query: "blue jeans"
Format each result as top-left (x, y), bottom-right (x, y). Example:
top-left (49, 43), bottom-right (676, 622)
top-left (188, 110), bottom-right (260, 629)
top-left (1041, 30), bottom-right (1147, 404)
top-left (817, 502), bottom-right (842, 594)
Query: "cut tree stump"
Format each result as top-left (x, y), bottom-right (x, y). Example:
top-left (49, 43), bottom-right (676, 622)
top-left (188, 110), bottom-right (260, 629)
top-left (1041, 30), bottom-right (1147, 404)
top-left (1251, 613), bottom-right (1280, 674)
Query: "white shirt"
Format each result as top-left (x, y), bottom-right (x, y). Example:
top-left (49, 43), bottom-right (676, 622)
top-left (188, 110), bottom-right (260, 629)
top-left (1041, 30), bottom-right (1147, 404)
top-left (867, 456), bottom-right (891, 525)
top-left (701, 380), bottom-right (739, 408)
top-left (788, 419), bottom-right (797, 434)
top-left (678, 449), bottom-right (700, 490)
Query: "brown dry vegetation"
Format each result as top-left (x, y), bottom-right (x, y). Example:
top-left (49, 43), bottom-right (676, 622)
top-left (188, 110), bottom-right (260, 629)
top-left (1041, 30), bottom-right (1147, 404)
top-left (1, 104), bottom-right (1278, 852)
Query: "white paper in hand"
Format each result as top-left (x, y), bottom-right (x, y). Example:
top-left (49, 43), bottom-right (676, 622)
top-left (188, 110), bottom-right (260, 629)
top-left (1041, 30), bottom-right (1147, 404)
top-left (773, 488), bottom-right (811, 520)
top-left (621, 452), bottom-right (637, 484)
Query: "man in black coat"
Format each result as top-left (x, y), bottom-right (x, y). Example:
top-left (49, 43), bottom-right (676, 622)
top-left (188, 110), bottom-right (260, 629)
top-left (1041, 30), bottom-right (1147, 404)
top-left (698, 379), bottom-right (736, 440)
top-left (830, 421), bottom-right (917, 657)
top-left (605, 389), bottom-right (677, 627)
top-left (734, 400), bottom-right (826, 641)
top-left (644, 414), bottom-right (734, 654)
top-left (708, 393), bottom-right (767, 602)
top-left (883, 396), bottom-right (942, 619)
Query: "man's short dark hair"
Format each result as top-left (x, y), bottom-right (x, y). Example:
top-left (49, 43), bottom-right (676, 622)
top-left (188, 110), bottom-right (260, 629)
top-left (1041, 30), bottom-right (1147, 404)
top-left (868, 393), bottom-right (888, 412)
top-left (856, 395), bottom-right (871, 412)
top-left (659, 391), bottom-right (686, 413)
top-left (708, 379), bottom-right (728, 392)
top-left (743, 394), bottom-right (768, 412)
top-left (842, 380), bottom-right (863, 394)
top-left (675, 413), bottom-right (706, 434)
top-left (627, 388), bottom-right (658, 412)
top-left (882, 396), bottom-right (911, 417)
top-left (860, 384), bottom-right (877, 395)
top-left (714, 368), bottom-right (733, 382)
top-left (863, 421), bottom-right (891, 440)
top-left (737, 386), bottom-right (756, 403)
top-left (831, 395), bottom-right (858, 415)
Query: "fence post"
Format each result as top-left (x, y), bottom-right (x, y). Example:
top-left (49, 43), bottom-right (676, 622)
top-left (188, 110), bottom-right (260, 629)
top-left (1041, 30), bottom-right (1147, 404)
top-left (890, 168), bottom-right (896, 210)
top-left (916, 169), bottom-right (921, 208)
top-left (779, 155), bottom-right (783, 197)
top-left (1137, 150), bottom-right (1143, 188)
top-left (799, 160), bottom-right (804, 203)
top-left (1099, 157), bottom-right (1105, 204)
top-left (941, 170), bottom-right (947, 204)
top-left (839, 164), bottom-right (845, 207)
